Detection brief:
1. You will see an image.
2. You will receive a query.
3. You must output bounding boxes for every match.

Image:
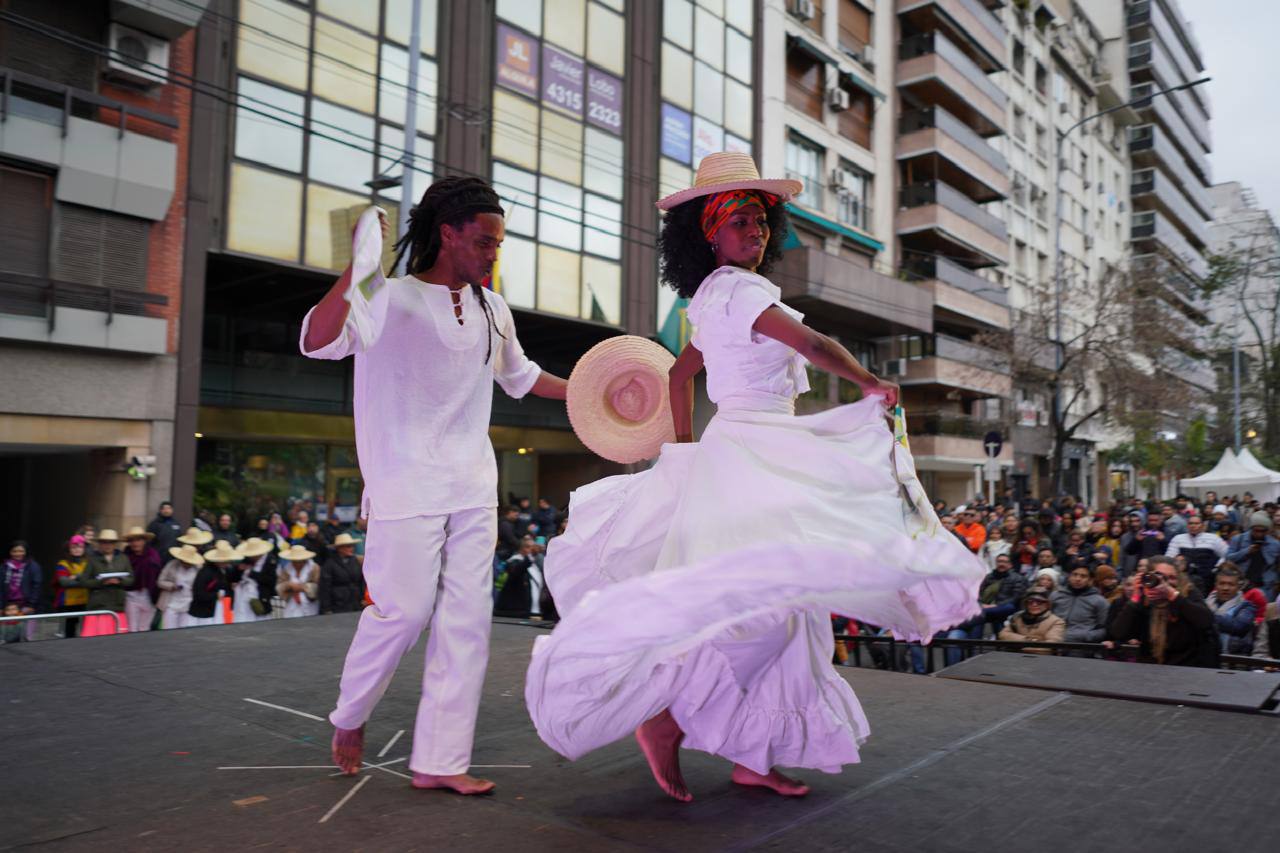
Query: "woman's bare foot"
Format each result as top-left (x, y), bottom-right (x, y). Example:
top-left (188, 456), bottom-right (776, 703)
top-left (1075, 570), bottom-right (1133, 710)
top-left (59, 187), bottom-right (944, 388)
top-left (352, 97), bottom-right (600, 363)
top-left (731, 764), bottom-right (810, 797)
top-left (411, 772), bottom-right (496, 795)
top-left (331, 725), bottom-right (365, 776)
top-left (635, 709), bottom-right (692, 802)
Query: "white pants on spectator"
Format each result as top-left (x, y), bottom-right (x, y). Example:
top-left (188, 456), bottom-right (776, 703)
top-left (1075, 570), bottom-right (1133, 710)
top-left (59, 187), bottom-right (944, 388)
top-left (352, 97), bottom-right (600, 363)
top-left (124, 590), bottom-right (155, 632)
top-left (160, 609), bottom-right (195, 630)
top-left (329, 507), bottom-right (494, 776)
top-left (529, 563), bottom-right (543, 616)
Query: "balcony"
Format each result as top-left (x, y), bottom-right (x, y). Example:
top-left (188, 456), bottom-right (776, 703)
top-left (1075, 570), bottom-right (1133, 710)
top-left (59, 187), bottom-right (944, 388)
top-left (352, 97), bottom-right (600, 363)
top-left (0, 66), bottom-right (178, 221)
top-left (1131, 209), bottom-right (1209, 282)
top-left (905, 410), bottom-right (1014, 470)
top-left (896, 334), bottom-right (1011, 396)
top-left (896, 0), bottom-right (1007, 72)
top-left (897, 31), bottom-right (1007, 137)
top-left (897, 106), bottom-right (1009, 202)
top-left (897, 180), bottom-right (1009, 267)
top-left (1128, 123), bottom-right (1212, 220)
top-left (1131, 83), bottom-right (1210, 181)
top-left (1127, 0), bottom-right (1209, 113)
top-left (0, 273), bottom-right (168, 355)
top-left (1130, 167), bottom-right (1209, 250)
top-left (1127, 38), bottom-right (1210, 153)
top-left (774, 247), bottom-right (934, 335)
top-left (909, 256), bottom-right (1010, 330)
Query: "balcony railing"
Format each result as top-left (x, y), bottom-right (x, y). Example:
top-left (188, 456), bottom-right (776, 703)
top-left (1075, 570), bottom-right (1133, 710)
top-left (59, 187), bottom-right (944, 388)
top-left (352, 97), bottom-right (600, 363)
top-left (0, 65), bottom-right (177, 140)
top-left (1130, 168), bottom-right (1209, 249)
top-left (1131, 210), bottom-right (1210, 281)
top-left (898, 31), bottom-right (1007, 109)
top-left (0, 272), bottom-right (167, 331)
top-left (898, 105), bottom-right (1008, 174)
top-left (935, 333), bottom-right (1011, 372)
top-left (1131, 82), bottom-right (1210, 179)
top-left (1128, 124), bottom-right (1213, 219)
top-left (900, 180), bottom-right (1008, 243)
top-left (906, 256), bottom-right (1008, 306)
top-left (911, 409), bottom-right (1006, 440)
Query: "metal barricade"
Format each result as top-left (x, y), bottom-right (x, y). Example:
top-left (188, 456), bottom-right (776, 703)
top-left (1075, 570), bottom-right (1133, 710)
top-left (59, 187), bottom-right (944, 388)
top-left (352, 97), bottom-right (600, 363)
top-left (0, 610), bottom-right (123, 642)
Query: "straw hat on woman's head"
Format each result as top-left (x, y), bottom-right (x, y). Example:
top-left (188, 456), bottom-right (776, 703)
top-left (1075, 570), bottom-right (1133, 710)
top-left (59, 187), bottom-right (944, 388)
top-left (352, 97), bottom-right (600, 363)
top-left (204, 540), bottom-right (242, 563)
top-left (279, 544), bottom-right (316, 563)
top-left (237, 537), bottom-right (273, 559)
top-left (566, 336), bottom-right (676, 464)
top-left (123, 526), bottom-right (154, 542)
top-left (168, 544), bottom-right (205, 566)
top-left (332, 533), bottom-right (359, 548)
top-left (655, 151), bottom-right (802, 210)
top-left (177, 527), bottom-right (213, 546)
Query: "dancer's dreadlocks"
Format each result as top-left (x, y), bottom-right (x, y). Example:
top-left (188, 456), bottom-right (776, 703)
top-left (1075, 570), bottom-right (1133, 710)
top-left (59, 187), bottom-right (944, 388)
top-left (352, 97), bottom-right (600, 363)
top-left (391, 176), bottom-right (508, 364)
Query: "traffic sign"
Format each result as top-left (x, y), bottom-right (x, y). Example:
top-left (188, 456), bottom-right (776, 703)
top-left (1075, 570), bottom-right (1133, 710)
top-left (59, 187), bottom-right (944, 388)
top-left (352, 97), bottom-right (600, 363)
top-left (983, 430), bottom-right (1003, 458)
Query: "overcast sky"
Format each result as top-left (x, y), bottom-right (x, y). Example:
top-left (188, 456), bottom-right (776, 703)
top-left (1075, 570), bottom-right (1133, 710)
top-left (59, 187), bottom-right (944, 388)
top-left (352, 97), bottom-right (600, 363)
top-left (1179, 0), bottom-right (1280, 221)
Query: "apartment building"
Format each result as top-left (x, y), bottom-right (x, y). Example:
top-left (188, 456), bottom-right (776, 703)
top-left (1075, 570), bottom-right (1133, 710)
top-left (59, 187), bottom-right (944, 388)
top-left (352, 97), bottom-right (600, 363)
top-left (758, 0), bottom-right (1014, 506)
top-left (0, 1), bottom-right (202, 559)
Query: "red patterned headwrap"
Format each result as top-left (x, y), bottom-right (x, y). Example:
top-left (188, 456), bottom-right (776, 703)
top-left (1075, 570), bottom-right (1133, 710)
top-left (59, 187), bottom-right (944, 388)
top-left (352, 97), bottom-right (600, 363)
top-left (700, 189), bottom-right (779, 242)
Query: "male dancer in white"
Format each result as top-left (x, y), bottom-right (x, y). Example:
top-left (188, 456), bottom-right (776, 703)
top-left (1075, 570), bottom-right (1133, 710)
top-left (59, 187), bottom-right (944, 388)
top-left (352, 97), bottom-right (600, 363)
top-left (301, 177), bottom-right (567, 795)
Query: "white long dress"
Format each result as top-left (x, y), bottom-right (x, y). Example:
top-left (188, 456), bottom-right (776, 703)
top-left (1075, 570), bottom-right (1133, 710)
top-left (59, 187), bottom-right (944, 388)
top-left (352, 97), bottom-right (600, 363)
top-left (279, 561), bottom-right (320, 618)
top-left (233, 555), bottom-right (270, 623)
top-left (525, 266), bottom-right (986, 775)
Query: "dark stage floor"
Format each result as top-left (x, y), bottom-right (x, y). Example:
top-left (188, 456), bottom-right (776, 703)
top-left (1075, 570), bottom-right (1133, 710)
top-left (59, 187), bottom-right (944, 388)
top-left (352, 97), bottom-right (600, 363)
top-left (3, 617), bottom-right (1279, 852)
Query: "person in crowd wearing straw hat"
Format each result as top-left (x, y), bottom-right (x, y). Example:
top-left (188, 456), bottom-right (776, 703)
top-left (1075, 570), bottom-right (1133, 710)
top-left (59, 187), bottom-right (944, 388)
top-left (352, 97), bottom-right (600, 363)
top-left (320, 533), bottom-right (364, 615)
top-left (232, 537), bottom-right (277, 623)
top-left (300, 177), bottom-right (569, 795)
top-left (276, 544), bottom-right (320, 619)
top-left (176, 526), bottom-right (214, 552)
top-left (157, 545), bottom-right (204, 629)
top-left (122, 527), bottom-right (162, 632)
top-left (525, 152), bottom-right (986, 802)
top-left (76, 530), bottom-right (134, 636)
top-left (189, 540), bottom-right (238, 627)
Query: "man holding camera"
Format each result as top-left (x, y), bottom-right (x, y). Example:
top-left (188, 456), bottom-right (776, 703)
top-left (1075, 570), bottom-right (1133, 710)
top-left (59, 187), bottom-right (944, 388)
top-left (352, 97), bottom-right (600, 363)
top-left (1106, 555), bottom-right (1216, 667)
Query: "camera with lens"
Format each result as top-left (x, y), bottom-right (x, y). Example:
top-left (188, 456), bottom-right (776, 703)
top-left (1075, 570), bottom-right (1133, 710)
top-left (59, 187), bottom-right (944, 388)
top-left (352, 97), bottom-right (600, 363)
top-left (1140, 572), bottom-right (1164, 589)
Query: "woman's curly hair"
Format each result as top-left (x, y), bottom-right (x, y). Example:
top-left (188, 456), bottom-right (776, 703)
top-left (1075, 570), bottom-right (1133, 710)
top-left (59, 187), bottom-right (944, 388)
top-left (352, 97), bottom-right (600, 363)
top-left (657, 197), bottom-right (791, 299)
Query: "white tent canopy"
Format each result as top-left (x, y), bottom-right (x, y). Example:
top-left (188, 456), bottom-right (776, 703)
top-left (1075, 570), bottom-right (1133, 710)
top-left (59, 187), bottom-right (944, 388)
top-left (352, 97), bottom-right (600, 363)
top-left (1180, 448), bottom-right (1280, 502)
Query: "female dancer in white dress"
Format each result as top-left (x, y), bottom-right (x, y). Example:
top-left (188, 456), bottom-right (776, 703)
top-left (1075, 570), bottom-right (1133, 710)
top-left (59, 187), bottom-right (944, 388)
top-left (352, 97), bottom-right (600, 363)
top-left (525, 153), bottom-right (986, 801)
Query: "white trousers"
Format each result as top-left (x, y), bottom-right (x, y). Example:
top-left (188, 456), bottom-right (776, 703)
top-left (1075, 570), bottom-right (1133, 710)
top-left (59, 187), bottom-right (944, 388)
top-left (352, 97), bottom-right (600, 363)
top-left (329, 507), bottom-right (495, 776)
top-left (124, 590), bottom-right (155, 632)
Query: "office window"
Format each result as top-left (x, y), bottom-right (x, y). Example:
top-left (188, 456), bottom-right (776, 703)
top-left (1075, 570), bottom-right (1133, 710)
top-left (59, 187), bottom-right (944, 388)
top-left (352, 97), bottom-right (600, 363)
top-left (384, 0), bottom-right (439, 50)
top-left (694, 61), bottom-right (725, 124)
top-left (586, 3), bottom-right (626, 74)
top-left (313, 18), bottom-right (377, 113)
top-left (234, 77), bottom-right (305, 172)
top-left (544, 0), bottom-right (587, 55)
top-left (495, 235), bottom-right (537, 308)
top-left (694, 6), bottom-right (725, 71)
top-left (582, 255), bottom-right (621, 323)
top-left (378, 44), bottom-right (438, 134)
top-left (305, 183), bottom-right (368, 270)
top-left (538, 176), bottom-right (583, 251)
top-left (662, 43), bottom-right (695, 110)
top-left (835, 160), bottom-right (869, 230)
top-left (0, 165), bottom-right (51, 278)
top-left (583, 193), bottom-right (622, 259)
top-left (308, 101), bottom-right (375, 193)
top-left (317, 0), bottom-right (377, 33)
top-left (537, 244), bottom-right (581, 315)
top-left (226, 163), bottom-right (302, 261)
top-left (237, 0), bottom-right (310, 90)
top-left (836, 85), bottom-right (872, 149)
top-left (664, 0), bottom-right (694, 49)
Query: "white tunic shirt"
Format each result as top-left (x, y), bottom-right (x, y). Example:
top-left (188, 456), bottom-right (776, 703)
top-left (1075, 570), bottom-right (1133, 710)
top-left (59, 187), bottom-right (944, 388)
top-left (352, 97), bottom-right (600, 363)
top-left (685, 267), bottom-right (810, 406)
top-left (301, 275), bottom-right (541, 519)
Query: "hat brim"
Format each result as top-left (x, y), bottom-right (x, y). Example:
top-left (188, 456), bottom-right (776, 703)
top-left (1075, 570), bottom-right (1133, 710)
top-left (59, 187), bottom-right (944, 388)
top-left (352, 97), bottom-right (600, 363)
top-left (238, 542), bottom-right (273, 558)
top-left (656, 178), bottom-right (803, 211)
top-left (125, 532), bottom-right (155, 541)
top-left (281, 549), bottom-right (316, 561)
top-left (567, 336), bottom-right (677, 464)
top-left (168, 547), bottom-right (205, 566)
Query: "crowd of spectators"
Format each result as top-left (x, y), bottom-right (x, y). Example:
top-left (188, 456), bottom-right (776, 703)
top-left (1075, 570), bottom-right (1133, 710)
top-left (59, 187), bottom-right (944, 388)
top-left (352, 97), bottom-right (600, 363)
top-left (839, 489), bottom-right (1280, 671)
top-left (1, 494), bottom-right (567, 641)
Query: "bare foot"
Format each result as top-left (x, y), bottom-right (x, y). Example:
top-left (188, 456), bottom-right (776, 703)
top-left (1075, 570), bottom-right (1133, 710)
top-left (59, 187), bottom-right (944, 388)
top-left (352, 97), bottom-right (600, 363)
top-left (331, 725), bottom-right (365, 776)
top-left (635, 708), bottom-right (692, 802)
top-left (411, 772), bottom-right (496, 795)
top-left (731, 764), bottom-right (810, 797)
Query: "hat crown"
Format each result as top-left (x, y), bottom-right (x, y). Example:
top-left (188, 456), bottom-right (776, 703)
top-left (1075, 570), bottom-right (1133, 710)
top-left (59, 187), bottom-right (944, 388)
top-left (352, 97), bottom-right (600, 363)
top-left (98, 529), bottom-right (120, 541)
top-left (692, 152), bottom-right (762, 189)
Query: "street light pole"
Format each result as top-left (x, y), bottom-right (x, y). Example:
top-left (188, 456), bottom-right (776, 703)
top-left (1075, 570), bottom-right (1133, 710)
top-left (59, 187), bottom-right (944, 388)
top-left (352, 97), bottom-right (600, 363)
top-left (1050, 77), bottom-right (1210, 490)
top-left (397, 0), bottom-right (423, 276)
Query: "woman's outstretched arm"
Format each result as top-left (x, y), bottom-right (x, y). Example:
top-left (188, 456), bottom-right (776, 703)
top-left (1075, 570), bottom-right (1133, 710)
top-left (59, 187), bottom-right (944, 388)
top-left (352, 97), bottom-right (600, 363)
top-left (752, 306), bottom-right (898, 406)
top-left (668, 342), bottom-right (704, 443)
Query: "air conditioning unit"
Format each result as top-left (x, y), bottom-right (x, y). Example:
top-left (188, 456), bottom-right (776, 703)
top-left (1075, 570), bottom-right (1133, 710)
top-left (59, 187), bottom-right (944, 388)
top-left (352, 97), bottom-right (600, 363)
top-left (829, 167), bottom-right (854, 191)
top-left (1084, 235), bottom-right (1095, 250)
top-left (106, 22), bottom-right (169, 87)
top-left (1058, 101), bottom-right (1070, 115)
top-left (791, 0), bottom-right (816, 22)
top-left (828, 87), bottom-right (851, 112)
top-left (880, 358), bottom-right (909, 377)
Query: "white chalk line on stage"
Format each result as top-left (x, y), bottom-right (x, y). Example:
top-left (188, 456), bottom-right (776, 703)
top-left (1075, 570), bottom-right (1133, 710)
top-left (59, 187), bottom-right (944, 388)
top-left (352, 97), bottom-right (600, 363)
top-left (329, 757), bottom-right (407, 778)
top-left (733, 691), bottom-right (1072, 851)
top-left (472, 764), bottom-right (533, 768)
top-left (243, 697), bottom-right (325, 721)
top-left (319, 775), bottom-right (372, 824)
top-left (219, 765), bottom-right (339, 770)
top-left (377, 729), bottom-right (405, 757)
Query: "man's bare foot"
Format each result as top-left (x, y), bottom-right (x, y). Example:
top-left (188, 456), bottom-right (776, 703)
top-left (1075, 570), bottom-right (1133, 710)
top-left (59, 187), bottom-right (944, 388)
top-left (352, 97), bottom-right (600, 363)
top-left (411, 772), bottom-right (496, 795)
top-left (331, 725), bottom-right (365, 776)
top-left (635, 708), bottom-right (692, 802)
top-left (731, 764), bottom-right (810, 797)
